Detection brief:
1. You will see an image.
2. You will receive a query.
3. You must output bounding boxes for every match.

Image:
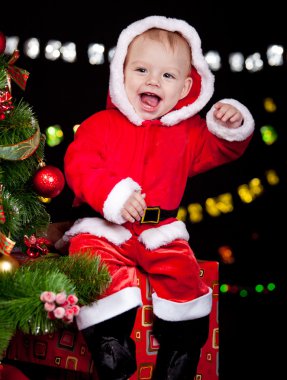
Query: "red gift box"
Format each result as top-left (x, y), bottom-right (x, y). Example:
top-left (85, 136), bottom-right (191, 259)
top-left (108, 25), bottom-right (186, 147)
top-left (129, 260), bottom-right (219, 380)
top-left (6, 260), bottom-right (219, 380)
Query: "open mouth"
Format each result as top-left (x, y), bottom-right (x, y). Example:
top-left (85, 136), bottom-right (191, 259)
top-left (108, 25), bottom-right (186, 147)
top-left (140, 93), bottom-right (161, 109)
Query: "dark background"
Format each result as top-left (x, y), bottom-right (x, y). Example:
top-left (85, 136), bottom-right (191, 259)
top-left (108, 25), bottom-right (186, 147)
top-left (1, 1), bottom-right (286, 378)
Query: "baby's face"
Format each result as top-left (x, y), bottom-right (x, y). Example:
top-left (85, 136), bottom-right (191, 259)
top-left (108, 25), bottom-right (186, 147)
top-left (124, 34), bottom-right (192, 121)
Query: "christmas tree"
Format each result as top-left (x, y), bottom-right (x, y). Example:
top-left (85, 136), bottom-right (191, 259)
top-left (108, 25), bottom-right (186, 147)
top-left (0, 32), bottom-right (111, 358)
top-left (0, 31), bottom-right (66, 256)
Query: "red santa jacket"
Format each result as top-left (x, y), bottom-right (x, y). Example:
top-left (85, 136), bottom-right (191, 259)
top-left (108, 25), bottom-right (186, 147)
top-left (61, 16), bottom-right (254, 250)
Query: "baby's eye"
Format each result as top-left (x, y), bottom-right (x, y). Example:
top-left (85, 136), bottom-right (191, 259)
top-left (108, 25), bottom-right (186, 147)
top-left (136, 67), bottom-right (146, 73)
top-left (163, 73), bottom-right (175, 79)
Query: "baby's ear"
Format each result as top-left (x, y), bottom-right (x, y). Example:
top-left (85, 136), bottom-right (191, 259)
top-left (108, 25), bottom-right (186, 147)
top-left (180, 77), bottom-right (193, 100)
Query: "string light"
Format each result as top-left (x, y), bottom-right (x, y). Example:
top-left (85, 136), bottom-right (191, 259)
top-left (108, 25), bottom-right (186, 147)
top-left (205, 50), bottom-right (221, 71)
top-left (239, 289), bottom-right (248, 298)
top-left (245, 52), bottom-right (264, 72)
top-left (45, 40), bottom-right (62, 60)
top-left (46, 125), bottom-right (64, 147)
top-left (267, 283), bottom-right (276, 291)
top-left (187, 203), bottom-right (203, 223)
top-left (88, 43), bottom-right (105, 65)
top-left (220, 282), bottom-right (277, 297)
top-left (265, 169), bottom-right (279, 185)
top-left (266, 45), bottom-right (284, 66)
top-left (3, 36), bottom-right (287, 70)
top-left (23, 38), bottom-right (40, 59)
top-left (205, 193), bottom-right (233, 217)
top-left (229, 52), bottom-right (245, 72)
top-left (260, 125), bottom-right (278, 145)
top-left (263, 97), bottom-right (277, 113)
top-left (218, 246), bottom-right (235, 264)
top-left (255, 284), bottom-right (264, 293)
top-left (176, 169), bottom-right (279, 224)
top-left (60, 42), bottom-right (77, 63)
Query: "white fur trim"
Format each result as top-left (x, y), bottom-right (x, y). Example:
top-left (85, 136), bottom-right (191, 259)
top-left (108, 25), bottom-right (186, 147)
top-left (61, 217), bottom-right (132, 245)
top-left (206, 98), bottom-right (255, 141)
top-left (138, 220), bottom-right (189, 250)
top-left (103, 178), bottom-right (141, 224)
top-left (109, 15), bottom-right (214, 126)
top-left (76, 287), bottom-right (142, 330)
top-left (152, 287), bottom-right (212, 321)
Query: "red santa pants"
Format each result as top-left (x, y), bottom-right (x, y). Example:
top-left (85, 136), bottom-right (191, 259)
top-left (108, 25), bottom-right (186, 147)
top-left (69, 232), bottom-right (209, 303)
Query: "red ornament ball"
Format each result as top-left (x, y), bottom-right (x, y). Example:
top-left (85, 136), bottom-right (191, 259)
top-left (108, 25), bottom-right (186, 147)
top-left (33, 165), bottom-right (65, 198)
top-left (0, 32), bottom-right (6, 54)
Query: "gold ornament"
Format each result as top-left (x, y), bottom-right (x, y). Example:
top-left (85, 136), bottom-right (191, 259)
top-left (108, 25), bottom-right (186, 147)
top-left (0, 253), bottom-right (19, 272)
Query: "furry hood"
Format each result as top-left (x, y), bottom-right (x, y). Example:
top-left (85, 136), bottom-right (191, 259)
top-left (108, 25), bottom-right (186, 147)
top-left (108, 15), bottom-right (215, 126)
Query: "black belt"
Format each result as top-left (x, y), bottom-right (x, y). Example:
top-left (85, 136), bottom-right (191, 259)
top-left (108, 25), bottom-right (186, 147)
top-left (70, 204), bottom-right (178, 225)
top-left (140, 207), bottom-right (178, 224)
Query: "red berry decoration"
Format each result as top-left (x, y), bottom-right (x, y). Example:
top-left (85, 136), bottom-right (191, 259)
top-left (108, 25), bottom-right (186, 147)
top-left (0, 32), bottom-right (6, 54)
top-left (33, 165), bottom-right (65, 198)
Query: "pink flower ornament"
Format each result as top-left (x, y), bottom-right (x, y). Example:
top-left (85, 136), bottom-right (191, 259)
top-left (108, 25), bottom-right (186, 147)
top-left (55, 292), bottom-right (67, 305)
top-left (67, 294), bottom-right (78, 305)
top-left (44, 302), bottom-right (56, 312)
top-left (40, 291), bottom-right (80, 324)
top-left (53, 307), bottom-right (66, 319)
top-left (40, 291), bottom-right (56, 303)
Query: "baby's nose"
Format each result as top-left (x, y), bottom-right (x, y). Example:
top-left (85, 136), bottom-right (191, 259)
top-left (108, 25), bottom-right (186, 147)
top-left (146, 76), bottom-right (160, 86)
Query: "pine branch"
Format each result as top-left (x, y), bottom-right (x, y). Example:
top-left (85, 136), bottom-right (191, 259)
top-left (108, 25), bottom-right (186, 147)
top-left (0, 252), bottom-right (111, 356)
top-left (1, 189), bottom-right (50, 243)
top-left (0, 320), bottom-right (15, 359)
top-left (1, 136), bottom-right (45, 189)
top-left (25, 252), bottom-right (112, 304)
top-left (0, 100), bottom-right (38, 140)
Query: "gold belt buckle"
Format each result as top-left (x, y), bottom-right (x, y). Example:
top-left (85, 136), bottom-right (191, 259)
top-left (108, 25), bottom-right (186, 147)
top-left (141, 207), bottom-right (161, 224)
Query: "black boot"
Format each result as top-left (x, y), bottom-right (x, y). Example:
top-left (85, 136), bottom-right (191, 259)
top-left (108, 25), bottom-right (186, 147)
top-left (81, 308), bottom-right (138, 380)
top-left (151, 315), bottom-right (209, 380)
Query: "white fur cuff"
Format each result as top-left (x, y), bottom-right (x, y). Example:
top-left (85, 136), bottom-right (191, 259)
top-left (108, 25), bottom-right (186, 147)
top-left (206, 98), bottom-right (255, 141)
top-left (61, 217), bottom-right (132, 245)
top-left (76, 287), bottom-right (142, 330)
top-left (103, 178), bottom-right (141, 224)
top-left (138, 220), bottom-right (189, 250)
top-left (152, 287), bottom-right (212, 321)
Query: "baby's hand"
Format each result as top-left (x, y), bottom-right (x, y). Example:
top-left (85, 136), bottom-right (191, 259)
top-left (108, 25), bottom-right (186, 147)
top-left (121, 191), bottom-right (147, 223)
top-left (213, 102), bottom-right (243, 129)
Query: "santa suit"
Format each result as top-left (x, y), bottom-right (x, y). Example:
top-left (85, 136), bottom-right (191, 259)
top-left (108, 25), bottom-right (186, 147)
top-left (61, 15), bottom-right (254, 380)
